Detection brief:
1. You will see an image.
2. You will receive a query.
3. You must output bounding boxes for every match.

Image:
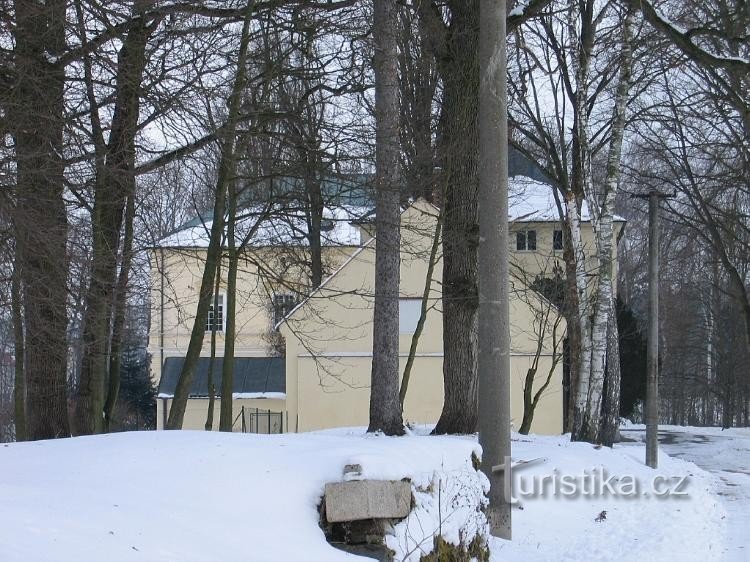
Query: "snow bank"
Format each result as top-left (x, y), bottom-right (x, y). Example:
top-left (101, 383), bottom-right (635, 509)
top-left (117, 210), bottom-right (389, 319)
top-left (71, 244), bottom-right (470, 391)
top-left (0, 429), bottom-right (728, 562)
top-left (0, 430), bottom-right (483, 562)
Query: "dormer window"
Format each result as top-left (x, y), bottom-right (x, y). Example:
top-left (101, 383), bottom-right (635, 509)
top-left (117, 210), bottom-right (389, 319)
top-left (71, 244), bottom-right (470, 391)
top-left (516, 229), bottom-right (537, 251)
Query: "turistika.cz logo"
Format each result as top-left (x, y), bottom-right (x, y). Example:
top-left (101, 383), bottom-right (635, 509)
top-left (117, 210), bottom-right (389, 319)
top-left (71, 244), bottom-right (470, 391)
top-left (496, 458), bottom-right (691, 502)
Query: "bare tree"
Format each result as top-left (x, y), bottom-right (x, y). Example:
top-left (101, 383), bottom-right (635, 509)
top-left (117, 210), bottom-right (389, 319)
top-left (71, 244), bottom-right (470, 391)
top-left (166, 1), bottom-right (256, 430)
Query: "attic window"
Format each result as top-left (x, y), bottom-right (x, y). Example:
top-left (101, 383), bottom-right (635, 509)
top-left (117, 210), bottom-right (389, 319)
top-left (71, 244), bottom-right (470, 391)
top-left (516, 230), bottom-right (537, 251)
top-left (273, 293), bottom-right (297, 327)
top-left (321, 219), bottom-right (335, 232)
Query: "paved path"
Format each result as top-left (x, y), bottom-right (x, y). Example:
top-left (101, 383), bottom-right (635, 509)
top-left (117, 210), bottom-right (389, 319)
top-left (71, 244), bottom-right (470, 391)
top-left (621, 428), bottom-right (750, 561)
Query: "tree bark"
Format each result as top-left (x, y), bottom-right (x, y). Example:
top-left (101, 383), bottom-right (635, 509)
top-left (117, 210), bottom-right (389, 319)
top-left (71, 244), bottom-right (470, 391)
top-left (220, 181), bottom-right (239, 432)
top-left (368, 0), bottom-right (404, 436)
top-left (103, 192), bottom-right (137, 432)
top-left (205, 260), bottom-right (222, 431)
top-left (13, 0), bottom-right (71, 440)
top-left (11, 259), bottom-right (26, 442)
top-left (433, 0), bottom-right (480, 435)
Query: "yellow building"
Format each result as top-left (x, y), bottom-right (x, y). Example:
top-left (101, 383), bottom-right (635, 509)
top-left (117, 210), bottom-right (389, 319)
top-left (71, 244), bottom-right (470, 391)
top-left (149, 175), bottom-right (623, 435)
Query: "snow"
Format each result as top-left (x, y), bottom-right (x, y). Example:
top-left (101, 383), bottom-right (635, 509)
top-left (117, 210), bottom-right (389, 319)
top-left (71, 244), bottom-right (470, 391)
top-left (158, 205), bottom-right (368, 248)
top-left (156, 392), bottom-right (286, 399)
top-left (509, 175), bottom-right (625, 223)
top-left (0, 430), bottom-right (483, 562)
top-left (491, 433), bottom-right (727, 561)
top-left (620, 425), bottom-right (750, 561)
top-left (0, 428), bottom-right (735, 561)
top-left (508, 0), bottom-right (530, 18)
top-left (231, 392), bottom-right (286, 400)
top-left (158, 177), bottom-right (622, 251)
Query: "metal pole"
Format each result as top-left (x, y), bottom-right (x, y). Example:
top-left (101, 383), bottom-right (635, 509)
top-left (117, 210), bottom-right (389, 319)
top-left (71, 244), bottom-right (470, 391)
top-left (646, 192), bottom-right (660, 468)
top-left (478, 0), bottom-right (511, 538)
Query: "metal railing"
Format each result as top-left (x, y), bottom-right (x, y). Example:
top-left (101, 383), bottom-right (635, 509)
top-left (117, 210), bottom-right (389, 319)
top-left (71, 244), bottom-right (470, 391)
top-left (233, 406), bottom-right (286, 434)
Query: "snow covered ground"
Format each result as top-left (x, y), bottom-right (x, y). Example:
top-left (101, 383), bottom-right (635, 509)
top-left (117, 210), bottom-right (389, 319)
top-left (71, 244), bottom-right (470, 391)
top-left (0, 428), bottom-right (733, 561)
top-left (620, 425), bottom-right (750, 561)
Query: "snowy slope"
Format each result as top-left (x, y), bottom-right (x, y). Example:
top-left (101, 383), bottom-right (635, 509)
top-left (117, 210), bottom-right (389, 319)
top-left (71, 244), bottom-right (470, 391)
top-left (0, 430), bottom-right (481, 562)
top-left (0, 430), bottom-right (728, 562)
top-left (492, 433), bottom-right (726, 561)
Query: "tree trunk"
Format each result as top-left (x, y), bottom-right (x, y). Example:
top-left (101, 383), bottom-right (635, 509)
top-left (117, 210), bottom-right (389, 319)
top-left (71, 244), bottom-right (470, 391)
top-left (368, 0), bottom-right (404, 436)
top-left (13, 0), bottom-right (71, 440)
top-left (205, 260), bottom-right (222, 431)
top-left (103, 192), bottom-right (137, 432)
top-left (434, 0), bottom-right (480, 435)
top-left (11, 259), bottom-right (26, 442)
top-left (599, 306), bottom-right (622, 446)
top-left (166, 1), bottom-right (255, 430)
top-left (220, 181), bottom-right (239, 432)
top-left (76, 0), bottom-right (155, 435)
top-left (307, 174), bottom-right (324, 289)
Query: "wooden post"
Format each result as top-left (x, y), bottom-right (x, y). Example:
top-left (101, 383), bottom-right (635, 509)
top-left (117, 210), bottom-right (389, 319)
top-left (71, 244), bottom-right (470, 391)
top-left (646, 191), bottom-right (661, 468)
top-left (478, 0), bottom-right (511, 538)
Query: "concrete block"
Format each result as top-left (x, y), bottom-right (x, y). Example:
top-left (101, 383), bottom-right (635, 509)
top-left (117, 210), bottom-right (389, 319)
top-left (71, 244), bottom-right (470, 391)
top-left (325, 480), bottom-right (411, 523)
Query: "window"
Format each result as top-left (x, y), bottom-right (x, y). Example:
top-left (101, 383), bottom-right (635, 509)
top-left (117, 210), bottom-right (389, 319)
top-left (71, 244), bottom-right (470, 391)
top-left (553, 229), bottom-right (564, 251)
top-left (516, 229), bottom-right (537, 251)
top-left (206, 294), bottom-right (225, 332)
top-left (273, 293), bottom-right (297, 327)
top-left (399, 299), bottom-right (422, 333)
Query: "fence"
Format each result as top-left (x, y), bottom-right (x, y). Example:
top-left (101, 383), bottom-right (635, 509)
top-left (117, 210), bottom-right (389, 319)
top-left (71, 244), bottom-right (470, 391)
top-left (233, 406), bottom-right (286, 434)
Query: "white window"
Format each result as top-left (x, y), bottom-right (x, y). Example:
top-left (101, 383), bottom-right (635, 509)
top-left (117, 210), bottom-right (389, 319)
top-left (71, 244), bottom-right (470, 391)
top-left (206, 294), bottom-right (225, 332)
top-left (399, 299), bottom-right (422, 333)
top-left (273, 293), bottom-right (297, 327)
top-left (516, 229), bottom-right (537, 251)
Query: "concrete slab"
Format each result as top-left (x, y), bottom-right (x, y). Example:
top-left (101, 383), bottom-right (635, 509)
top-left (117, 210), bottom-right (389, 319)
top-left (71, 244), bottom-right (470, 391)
top-left (324, 480), bottom-right (411, 523)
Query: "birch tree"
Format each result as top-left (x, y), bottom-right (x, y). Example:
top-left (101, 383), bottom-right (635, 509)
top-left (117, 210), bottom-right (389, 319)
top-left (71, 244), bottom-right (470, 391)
top-left (509, 0), bottom-right (641, 442)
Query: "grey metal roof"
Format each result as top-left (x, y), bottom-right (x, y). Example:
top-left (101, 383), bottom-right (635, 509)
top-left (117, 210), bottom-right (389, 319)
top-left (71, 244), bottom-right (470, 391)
top-left (158, 357), bottom-right (285, 397)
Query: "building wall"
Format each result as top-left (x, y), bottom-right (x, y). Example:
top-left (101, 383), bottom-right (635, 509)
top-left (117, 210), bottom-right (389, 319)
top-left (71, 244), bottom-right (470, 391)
top-left (148, 203), bottom-right (624, 435)
top-left (509, 220), bottom-right (625, 297)
top-left (281, 202), bottom-right (565, 435)
top-left (148, 245), bottom-right (357, 388)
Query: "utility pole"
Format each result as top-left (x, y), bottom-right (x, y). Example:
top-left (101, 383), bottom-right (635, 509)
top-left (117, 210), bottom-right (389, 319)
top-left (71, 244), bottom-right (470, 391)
top-left (478, 0), bottom-right (511, 538)
top-left (634, 190), bottom-right (669, 468)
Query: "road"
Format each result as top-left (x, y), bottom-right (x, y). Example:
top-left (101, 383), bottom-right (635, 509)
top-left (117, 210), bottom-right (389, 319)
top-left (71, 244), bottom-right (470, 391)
top-left (621, 427), bottom-right (750, 562)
